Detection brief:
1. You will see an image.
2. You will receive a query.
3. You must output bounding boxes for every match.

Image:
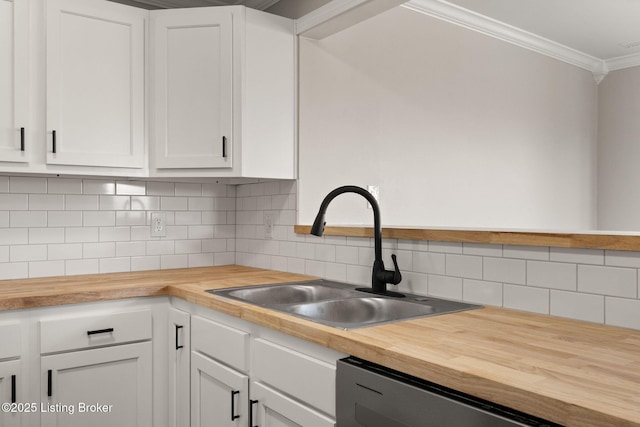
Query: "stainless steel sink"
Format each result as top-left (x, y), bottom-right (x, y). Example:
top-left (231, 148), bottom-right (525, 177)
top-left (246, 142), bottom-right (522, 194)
top-left (208, 280), bottom-right (480, 330)
top-left (222, 282), bottom-right (354, 305)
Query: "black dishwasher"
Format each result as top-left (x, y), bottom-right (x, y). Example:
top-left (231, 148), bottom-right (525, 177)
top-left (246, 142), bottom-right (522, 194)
top-left (336, 357), bottom-right (563, 427)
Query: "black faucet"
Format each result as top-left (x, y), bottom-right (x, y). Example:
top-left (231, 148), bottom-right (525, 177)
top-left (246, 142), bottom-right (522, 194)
top-left (310, 185), bottom-right (403, 297)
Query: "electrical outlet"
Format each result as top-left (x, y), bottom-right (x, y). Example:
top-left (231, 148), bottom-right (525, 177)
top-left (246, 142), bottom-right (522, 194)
top-left (151, 212), bottom-right (166, 237)
top-left (367, 185), bottom-right (379, 209)
top-left (264, 213), bottom-right (275, 239)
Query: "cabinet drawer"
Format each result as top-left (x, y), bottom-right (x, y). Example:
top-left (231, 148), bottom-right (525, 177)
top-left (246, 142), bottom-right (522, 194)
top-left (252, 338), bottom-right (336, 416)
top-left (40, 309), bottom-right (152, 354)
top-left (0, 323), bottom-right (21, 359)
top-left (191, 315), bottom-right (249, 372)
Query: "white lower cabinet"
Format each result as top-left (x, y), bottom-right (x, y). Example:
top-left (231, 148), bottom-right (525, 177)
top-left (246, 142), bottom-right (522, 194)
top-left (250, 381), bottom-right (334, 427)
top-left (168, 307), bottom-right (190, 427)
top-left (40, 342), bottom-right (152, 427)
top-left (0, 359), bottom-right (22, 427)
top-left (191, 352), bottom-right (248, 427)
top-left (187, 306), bottom-right (345, 427)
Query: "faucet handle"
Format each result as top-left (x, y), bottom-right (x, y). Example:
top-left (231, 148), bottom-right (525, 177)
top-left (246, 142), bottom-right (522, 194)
top-left (390, 254), bottom-right (402, 285)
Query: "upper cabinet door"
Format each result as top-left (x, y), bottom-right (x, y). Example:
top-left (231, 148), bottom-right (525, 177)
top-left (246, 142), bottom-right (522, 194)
top-left (152, 9), bottom-right (233, 169)
top-left (0, 0), bottom-right (28, 164)
top-left (46, 0), bottom-right (145, 169)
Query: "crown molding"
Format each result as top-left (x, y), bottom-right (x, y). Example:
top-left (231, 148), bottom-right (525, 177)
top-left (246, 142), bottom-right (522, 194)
top-left (402, 0), bottom-right (614, 83)
top-left (606, 52), bottom-right (640, 72)
top-left (296, 0), bottom-right (405, 39)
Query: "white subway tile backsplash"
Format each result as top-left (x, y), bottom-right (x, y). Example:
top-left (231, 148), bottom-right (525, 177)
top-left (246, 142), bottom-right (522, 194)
top-left (147, 181), bottom-right (175, 196)
top-left (527, 261), bottom-right (576, 290)
top-left (99, 227), bottom-right (131, 242)
top-left (29, 260), bottom-right (64, 278)
top-left (83, 242), bottom-right (116, 259)
top-left (550, 247), bottom-right (604, 265)
top-left (131, 256), bottom-right (161, 271)
top-left (346, 264), bottom-right (370, 285)
top-left (65, 227), bottom-right (99, 243)
top-left (48, 211), bottom-right (83, 227)
top-left (99, 195), bottom-right (130, 211)
top-left (429, 241), bottom-right (463, 254)
top-left (10, 212), bottom-right (47, 228)
top-left (1, 229), bottom-right (29, 245)
top-left (116, 211), bottom-right (146, 226)
top-left (66, 259), bottom-right (99, 276)
top-left (10, 177), bottom-right (46, 193)
top-left (397, 271), bottom-right (428, 295)
top-left (503, 245), bottom-right (549, 260)
top-left (550, 290), bottom-right (604, 323)
top-left (605, 297), bottom-right (640, 330)
top-left (324, 262), bottom-right (347, 282)
top-left (131, 196), bottom-right (160, 211)
top-left (48, 178), bottom-right (82, 194)
top-left (65, 195), bottom-right (98, 211)
top-left (0, 176), bottom-right (8, 192)
top-left (463, 279), bottom-right (503, 305)
top-left (29, 195), bottom-right (64, 211)
top-left (503, 284), bottom-right (549, 314)
top-left (358, 247), bottom-right (375, 266)
top-left (188, 225), bottom-right (214, 240)
top-left (100, 257), bottom-right (131, 273)
top-left (446, 254), bottom-right (482, 279)
top-left (161, 197), bottom-right (188, 211)
top-left (115, 241), bottom-right (146, 257)
top-left (413, 251), bottom-right (445, 275)
top-left (0, 194), bottom-right (28, 210)
top-left (29, 228), bottom-right (65, 244)
top-left (0, 246), bottom-right (8, 262)
top-left (116, 181), bottom-right (146, 195)
top-left (483, 257), bottom-right (526, 285)
top-left (0, 212), bottom-right (8, 227)
top-left (82, 179), bottom-right (115, 195)
top-left (147, 240), bottom-right (175, 256)
top-left (578, 265), bottom-right (637, 298)
top-left (47, 243), bottom-right (83, 260)
top-left (605, 250), bottom-right (640, 268)
top-left (189, 253), bottom-right (215, 267)
top-left (11, 245), bottom-right (47, 262)
top-left (0, 262), bottom-right (28, 279)
top-left (463, 243), bottom-right (502, 257)
top-left (83, 211), bottom-right (115, 227)
top-left (427, 274), bottom-right (463, 300)
top-left (175, 182), bottom-right (202, 196)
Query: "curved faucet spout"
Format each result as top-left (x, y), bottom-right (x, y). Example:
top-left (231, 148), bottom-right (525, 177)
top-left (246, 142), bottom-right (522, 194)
top-left (310, 185), bottom-right (403, 296)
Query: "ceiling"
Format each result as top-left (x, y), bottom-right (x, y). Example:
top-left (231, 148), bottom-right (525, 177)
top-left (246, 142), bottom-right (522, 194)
top-left (438, 0), bottom-right (640, 61)
top-left (107, 0), bottom-right (282, 10)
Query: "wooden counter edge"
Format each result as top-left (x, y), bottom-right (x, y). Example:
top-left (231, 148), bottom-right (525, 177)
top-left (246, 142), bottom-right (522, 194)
top-left (294, 225), bottom-right (640, 251)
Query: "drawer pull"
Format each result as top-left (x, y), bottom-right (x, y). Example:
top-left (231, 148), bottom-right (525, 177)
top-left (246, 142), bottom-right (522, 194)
top-left (222, 136), bottom-right (227, 158)
top-left (20, 127), bottom-right (25, 152)
top-left (231, 390), bottom-right (240, 421)
top-left (47, 370), bottom-right (52, 397)
top-left (87, 328), bottom-right (114, 336)
top-left (249, 399), bottom-right (258, 427)
top-left (175, 325), bottom-right (184, 350)
top-left (11, 375), bottom-right (16, 403)
top-left (52, 130), bottom-right (56, 154)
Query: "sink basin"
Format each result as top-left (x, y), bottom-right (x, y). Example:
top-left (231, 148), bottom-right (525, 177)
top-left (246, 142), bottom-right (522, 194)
top-left (284, 297), bottom-right (435, 328)
top-left (208, 280), bottom-right (480, 330)
top-left (215, 281), bottom-right (355, 305)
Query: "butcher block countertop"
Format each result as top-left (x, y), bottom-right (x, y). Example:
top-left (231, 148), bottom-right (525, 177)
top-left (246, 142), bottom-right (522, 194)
top-left (1, 265), bottom-right (639, 427)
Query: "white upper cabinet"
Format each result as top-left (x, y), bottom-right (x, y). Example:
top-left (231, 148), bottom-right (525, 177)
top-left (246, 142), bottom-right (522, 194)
top-left (152, 8), bottom-right (233, 170)
top-left (151, 6), bottom-right (296, 179)
top-left (0, 0), bottom-right (28, 164)
top-left (46, 0), bottom-right (146, 169)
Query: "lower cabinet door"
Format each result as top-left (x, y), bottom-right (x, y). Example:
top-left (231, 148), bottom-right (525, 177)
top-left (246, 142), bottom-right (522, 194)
top-left (40, 341), bottom-right (152, 427)
top-left (191, 351), bottom-right (248, 427)
top-left (250, 381), bottom-right (335, 427)
top-left (0, 359), bottom-right (22, 427)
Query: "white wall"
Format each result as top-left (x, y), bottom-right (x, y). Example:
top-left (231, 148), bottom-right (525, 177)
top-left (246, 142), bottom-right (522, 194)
top-left (298, 6), bottom-right (598, 230)
top-left (597, 66), bottom-right (640, 230)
